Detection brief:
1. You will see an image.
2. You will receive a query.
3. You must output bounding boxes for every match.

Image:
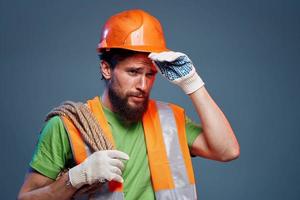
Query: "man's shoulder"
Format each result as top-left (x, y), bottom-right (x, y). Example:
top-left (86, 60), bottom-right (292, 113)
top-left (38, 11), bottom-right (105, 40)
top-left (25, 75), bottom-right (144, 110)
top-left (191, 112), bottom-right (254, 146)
top-left (39, 116), bottom-right (67, 141)
top-left (43, 116), bottom-right (64, 130)
top-left (47, 115), bottom-right (63, 123)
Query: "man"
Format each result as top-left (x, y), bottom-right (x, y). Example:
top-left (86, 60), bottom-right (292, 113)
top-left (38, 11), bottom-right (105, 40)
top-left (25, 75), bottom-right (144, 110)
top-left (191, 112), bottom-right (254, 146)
top-left (18, 9), bottom-right (239, 200)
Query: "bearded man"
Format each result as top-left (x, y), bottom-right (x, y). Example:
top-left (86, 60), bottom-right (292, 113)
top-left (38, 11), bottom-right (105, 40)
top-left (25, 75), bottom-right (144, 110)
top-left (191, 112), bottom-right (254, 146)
top-left (18, 9), bottom-right (239, 200)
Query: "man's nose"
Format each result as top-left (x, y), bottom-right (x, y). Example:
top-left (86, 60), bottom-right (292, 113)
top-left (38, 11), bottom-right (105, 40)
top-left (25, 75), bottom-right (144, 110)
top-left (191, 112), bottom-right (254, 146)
top-left (136, 75), bottom-right (147, 91)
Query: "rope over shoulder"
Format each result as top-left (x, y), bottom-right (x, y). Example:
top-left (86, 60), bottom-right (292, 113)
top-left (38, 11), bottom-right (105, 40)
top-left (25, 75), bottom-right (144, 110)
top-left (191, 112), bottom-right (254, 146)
top-left (46, 101), bottom-right (114, 152)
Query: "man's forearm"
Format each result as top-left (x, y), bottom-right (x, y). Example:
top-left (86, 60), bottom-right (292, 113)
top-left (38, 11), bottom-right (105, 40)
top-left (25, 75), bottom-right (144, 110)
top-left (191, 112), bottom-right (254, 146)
top-left (190, 86), bottom-right (240, 160)
top-left (18, 172), bottom-right (77, 200)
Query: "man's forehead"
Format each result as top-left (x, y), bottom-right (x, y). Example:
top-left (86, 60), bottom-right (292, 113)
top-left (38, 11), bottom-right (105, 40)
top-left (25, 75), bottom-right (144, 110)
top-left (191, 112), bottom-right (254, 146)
top-left (116, 53), bottom-right (156, 70)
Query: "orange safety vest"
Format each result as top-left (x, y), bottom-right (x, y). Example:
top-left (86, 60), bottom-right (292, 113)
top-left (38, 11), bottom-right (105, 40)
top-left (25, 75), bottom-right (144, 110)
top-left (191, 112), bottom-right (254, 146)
top-left (61, 96), bottom-right (197, 199)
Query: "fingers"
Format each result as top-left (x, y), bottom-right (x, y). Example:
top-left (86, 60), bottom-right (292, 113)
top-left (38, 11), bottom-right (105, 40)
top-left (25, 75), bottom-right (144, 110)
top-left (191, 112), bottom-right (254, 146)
top-left (107, 150), bottom-right (129, 160)
top-left (149, 51), bottom-right (185, 62)
top-left (110, 166), bottom-right (122, 176)
top-left (111, 174), bottom-right (124, 183)
top-left (103, 166), bottom-right (124, 183)
top-left (109, 158), bottom-right (125, 171)
top-left (149, 60), bottom-right (161, 75)
top-left (106, 173), bottom-right (124, 183)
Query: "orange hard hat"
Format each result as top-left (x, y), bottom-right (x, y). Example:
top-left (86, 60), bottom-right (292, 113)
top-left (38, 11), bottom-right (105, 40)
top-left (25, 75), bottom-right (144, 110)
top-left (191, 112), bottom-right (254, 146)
top-left (97, 9), bottom-right (168, 53)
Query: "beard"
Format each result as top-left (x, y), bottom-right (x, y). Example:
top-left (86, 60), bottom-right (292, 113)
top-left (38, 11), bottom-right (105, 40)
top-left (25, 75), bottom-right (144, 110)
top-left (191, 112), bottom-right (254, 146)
top-left (108, 79), bottom-right (149, 122)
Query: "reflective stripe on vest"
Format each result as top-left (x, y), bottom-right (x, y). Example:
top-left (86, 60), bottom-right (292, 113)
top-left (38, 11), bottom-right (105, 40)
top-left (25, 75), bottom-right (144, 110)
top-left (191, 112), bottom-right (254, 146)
top-left (61, 96), bottom-right (197, 199)
top-left (143, 100), bottom-right (197, 199)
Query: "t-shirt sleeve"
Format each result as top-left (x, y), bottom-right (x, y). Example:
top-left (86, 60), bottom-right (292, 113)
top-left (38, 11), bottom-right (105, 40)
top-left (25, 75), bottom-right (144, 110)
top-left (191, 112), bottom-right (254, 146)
top-left (185, 116), bottom-right (203, 148)
top-left (30, 116), bottom-right (73, 180)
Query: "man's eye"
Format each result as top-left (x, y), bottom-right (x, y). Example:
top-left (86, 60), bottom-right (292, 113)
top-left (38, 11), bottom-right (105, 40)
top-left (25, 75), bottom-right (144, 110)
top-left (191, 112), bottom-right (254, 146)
top-left (128, 70), bottom-right (138, 75)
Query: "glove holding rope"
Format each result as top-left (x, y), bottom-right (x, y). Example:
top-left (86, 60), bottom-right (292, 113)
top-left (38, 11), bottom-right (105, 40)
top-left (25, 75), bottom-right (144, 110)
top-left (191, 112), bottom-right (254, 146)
top-left (69, 150), bottom-right (129, 189)
top-left (149, 51), bottom-right (205, 94)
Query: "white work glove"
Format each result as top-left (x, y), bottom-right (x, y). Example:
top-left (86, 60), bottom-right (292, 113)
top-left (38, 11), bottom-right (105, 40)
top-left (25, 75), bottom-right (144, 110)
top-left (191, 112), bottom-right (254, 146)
top-left (68, 150), bottom-right (129, 189)
top-left (149, 51), bottom-right (204, 94)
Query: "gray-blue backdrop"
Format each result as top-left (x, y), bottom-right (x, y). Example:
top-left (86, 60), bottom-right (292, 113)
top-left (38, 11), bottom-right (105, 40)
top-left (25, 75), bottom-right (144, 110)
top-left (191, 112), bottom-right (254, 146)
top-left (1, 0), bottom-right (299, 199)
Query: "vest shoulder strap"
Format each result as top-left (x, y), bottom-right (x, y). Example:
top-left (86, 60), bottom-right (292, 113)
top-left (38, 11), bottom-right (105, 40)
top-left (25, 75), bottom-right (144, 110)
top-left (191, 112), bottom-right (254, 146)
top-left (87, 96), bottom-right (116, 147)
top-left (61, 115), bottom-right (88, 164)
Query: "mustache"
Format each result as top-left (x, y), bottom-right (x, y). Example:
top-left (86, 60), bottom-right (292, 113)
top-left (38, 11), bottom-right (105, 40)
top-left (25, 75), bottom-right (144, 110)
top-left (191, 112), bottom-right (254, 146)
top-left (127, 91), bottom-right (147, 98)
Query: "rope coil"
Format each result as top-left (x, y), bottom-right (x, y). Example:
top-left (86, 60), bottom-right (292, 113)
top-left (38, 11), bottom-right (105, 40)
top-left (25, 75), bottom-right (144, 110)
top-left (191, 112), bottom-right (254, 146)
top-left (46, 101), bottom-right (114, 152)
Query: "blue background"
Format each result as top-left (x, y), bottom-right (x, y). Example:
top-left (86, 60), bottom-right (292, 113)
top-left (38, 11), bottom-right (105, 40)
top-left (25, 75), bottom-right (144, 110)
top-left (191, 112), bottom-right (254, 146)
top-left (1, 0), bottom-right (300, 199)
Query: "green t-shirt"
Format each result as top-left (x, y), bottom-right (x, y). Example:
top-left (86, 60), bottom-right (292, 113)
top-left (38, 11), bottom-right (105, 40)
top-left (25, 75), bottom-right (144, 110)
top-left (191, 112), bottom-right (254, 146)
top-left (30, 103), bottom-right (202, 199)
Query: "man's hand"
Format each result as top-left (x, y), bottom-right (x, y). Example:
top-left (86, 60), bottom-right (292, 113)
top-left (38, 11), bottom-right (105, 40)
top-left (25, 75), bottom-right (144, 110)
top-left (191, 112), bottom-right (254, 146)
top-left (149, 51), bottom-right (204, 94)
top-left (68, 150), bottom-right (129, 189)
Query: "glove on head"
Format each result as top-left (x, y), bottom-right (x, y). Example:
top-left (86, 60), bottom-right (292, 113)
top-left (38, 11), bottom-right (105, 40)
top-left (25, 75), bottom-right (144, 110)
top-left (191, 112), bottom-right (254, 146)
top-left (149, 51), bottom-right (204, 94)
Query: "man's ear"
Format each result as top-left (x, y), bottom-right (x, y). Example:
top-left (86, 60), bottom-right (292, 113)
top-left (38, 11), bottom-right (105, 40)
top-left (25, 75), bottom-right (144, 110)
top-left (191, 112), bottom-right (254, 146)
top-left (100, 60), bottom-right (112, 80)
